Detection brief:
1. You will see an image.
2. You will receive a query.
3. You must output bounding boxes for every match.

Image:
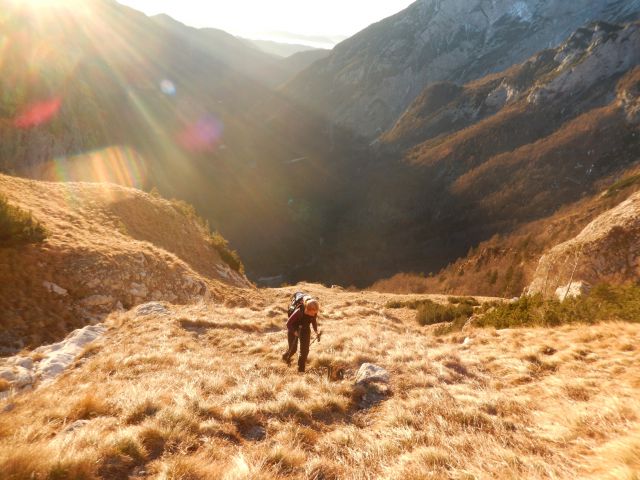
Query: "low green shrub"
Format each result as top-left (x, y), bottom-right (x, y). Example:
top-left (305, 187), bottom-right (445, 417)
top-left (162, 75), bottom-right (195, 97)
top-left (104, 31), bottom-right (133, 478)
top-left (447, 296), bottom-right (480, 307)
top-left (0, 194), bottom-right (46, 247)
top-left (433, 317), bottom-right (469, 336)
top-left (476, 284), bottom-right (640, 330)
top-left (207, 232), bottom-right (245, 275)
top-left (416, 300), bottom-right (474, 326)
top-left (385, 298), bottom-right (433, 309)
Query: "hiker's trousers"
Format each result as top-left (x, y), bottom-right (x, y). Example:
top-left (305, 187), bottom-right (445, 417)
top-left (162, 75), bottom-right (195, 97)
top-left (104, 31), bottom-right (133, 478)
top-left (286, 326), bottom-right (311, 372)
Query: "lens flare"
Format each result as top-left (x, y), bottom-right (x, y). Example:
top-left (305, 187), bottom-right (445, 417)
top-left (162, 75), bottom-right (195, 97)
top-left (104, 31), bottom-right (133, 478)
top-left (160, 79), bottom-right (176, 95)
top-left (178, 115), bottom-right (224, 153)
top-left (14, 96), bottom-right (62, 128)
top-left (36, 145), bottom-right (148, 189)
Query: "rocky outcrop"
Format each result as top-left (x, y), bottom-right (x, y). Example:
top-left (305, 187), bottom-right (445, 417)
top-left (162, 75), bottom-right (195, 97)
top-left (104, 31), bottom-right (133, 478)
top-left (528, 22), bottom-right (640, 105)
top-left (354, 363), bottom-right (391, 409)
top-left (0, 301), bottom-right (173, 396)
top-left (555, 281), bottom-right (592, 301)
top-left (385, 21), bottom-right (640, 151)
top-left (284, 0), bottom-right (640, 138)
top-left (0, 323), bottom-right (106, 396)
top-left (527, 192), bottom-right (640, 297)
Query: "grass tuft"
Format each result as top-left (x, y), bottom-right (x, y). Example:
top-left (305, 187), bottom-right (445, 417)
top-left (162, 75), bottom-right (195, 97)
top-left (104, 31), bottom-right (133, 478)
top-left (160, 455), bottom-right (226, 480)
top-left (47, 460), bottom-right (97, 480)
top-left (138, 425), bottom-right (167, 460)
top-left (604, 174), bottom-right (640, 198)
top-left (98, 435), bottom-right (146, 479)
top-left (68, 393), bottom-right (113, 420)
top-left (264, 445), bottom-right (306, 475)
top-left (124, 398), bottom-right (160, 424)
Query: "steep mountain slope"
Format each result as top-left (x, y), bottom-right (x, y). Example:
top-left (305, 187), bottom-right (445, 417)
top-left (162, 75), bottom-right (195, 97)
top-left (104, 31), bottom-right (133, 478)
top-left (284, 0), bottom-right (640, 138)
top-left (371, 168), bottom-right (640, 297)
top-left (313, 21), bottom-right (640, 288)
top-left (279, 48), bottom-right (331, 75)
top-left (0, 0), bottom-right (365, 282)
top-left (2, 1), bottom-right (640, 290)
top-left (150, 15), bottom-right (318, 88)
top-left (0, 174), bottom-right (250, 354)
top-left (1, 283), bottom-right (640, 479)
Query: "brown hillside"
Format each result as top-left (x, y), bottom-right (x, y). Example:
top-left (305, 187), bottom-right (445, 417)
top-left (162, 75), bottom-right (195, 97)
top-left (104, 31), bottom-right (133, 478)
top-left (399, 23), bottom-right (640, 173)
top-left (381, 49), bottom-right (558, 149)
top-left (452, 101), bottom-right (639, 223)
top-left (0, 174), bottom-right (250, 353)
top-left (0, 0), bottom-right (365, 284)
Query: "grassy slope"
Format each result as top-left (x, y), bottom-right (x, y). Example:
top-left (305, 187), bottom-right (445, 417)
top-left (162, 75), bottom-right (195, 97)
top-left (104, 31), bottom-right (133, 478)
top-left (0, 174), bottom-right (249, 351)
top-left (1, 284), bottom-right (639, 479)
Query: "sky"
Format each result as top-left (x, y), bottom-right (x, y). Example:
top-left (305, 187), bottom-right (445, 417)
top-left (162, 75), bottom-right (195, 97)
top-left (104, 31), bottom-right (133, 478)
top-left (117, 0), bottom-right (416, 47)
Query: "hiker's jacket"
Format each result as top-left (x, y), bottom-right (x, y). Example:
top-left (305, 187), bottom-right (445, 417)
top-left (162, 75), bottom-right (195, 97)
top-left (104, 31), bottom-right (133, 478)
top-left (286, 307), bottom-right (318, 333)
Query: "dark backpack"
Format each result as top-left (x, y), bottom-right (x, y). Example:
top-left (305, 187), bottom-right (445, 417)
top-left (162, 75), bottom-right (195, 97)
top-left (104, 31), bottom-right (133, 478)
top-left (287, 291), bottom-right (306, 317)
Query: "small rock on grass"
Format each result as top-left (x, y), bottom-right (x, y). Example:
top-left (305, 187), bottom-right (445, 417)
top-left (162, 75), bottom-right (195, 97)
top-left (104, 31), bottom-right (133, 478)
top-left (355, 363), bottom-right (389, 385)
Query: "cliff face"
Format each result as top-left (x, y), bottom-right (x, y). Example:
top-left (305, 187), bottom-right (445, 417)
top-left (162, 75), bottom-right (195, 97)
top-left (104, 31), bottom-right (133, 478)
top-left (384, 22), bottom-right (640, 152)
top-left (283, 0), bottom-right (640, 138)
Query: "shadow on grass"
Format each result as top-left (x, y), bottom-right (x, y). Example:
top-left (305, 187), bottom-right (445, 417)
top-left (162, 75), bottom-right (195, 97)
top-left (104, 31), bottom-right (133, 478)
top-left (179, 319), bottom-right (280, 335)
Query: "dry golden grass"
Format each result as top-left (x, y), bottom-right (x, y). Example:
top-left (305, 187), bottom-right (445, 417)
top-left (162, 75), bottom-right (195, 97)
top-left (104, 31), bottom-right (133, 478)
top-left (1, 283), bottom-right (640, 479)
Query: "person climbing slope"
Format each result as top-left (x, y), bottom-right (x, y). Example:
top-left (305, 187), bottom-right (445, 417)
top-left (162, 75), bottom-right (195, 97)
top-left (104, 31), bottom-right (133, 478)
top-left (282, 293), bottom-right (320, 373)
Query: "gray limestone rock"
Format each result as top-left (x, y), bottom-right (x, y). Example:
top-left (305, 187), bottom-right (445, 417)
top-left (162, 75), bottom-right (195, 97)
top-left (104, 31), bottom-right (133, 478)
top-left (355, 363), bottom-right (390, 385)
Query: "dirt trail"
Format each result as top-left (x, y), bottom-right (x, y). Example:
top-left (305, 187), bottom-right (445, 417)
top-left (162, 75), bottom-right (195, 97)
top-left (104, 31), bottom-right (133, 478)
top-left (1, 283), bottom-right (639, 479)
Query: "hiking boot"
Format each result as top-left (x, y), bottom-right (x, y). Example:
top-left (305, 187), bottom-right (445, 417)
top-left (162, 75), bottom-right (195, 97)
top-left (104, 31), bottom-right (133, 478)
top-left (281, 353), bottom-right (291, 366)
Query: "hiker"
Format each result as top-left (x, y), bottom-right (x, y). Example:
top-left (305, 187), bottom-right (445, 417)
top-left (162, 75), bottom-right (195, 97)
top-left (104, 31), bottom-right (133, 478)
top-left (282, 294), bottom-right (320, 373)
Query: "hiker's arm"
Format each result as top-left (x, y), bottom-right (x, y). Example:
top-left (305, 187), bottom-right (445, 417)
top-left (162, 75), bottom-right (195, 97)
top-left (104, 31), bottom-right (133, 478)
top-left (311, 316), bottom-right (318, 334)
top-left (286, 308), bottom-right (302, 331)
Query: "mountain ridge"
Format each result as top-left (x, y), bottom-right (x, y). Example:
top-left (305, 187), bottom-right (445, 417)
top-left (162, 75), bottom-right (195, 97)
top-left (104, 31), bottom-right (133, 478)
top-left (283, 0), bottom-right (640, 138)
